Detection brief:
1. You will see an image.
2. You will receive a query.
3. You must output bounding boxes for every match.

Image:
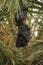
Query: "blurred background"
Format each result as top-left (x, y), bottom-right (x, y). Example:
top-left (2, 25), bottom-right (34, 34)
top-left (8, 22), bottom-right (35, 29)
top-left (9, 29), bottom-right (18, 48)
top-left (0, 0), bottom-right (43, 65)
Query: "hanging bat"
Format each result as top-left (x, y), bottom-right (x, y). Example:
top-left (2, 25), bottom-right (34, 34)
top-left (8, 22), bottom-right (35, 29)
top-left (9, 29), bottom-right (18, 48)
top-left (14, 0), bottom-right (31, 47)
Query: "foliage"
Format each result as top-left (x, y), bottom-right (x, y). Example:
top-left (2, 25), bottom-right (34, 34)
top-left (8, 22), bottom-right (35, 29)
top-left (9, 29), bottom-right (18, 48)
top-left (0, 41), bottom-right (43, 65)
top-left (0, 0), bottom-right (43, 65)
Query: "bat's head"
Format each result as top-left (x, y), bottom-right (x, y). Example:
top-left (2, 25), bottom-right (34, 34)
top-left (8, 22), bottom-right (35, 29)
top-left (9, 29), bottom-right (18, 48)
top-left (14, 6), bottom-right (28, 26)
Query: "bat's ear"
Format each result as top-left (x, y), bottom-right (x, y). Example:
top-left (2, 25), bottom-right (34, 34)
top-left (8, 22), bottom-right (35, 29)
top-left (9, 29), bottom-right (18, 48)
top-left (14, 12), bottom-right (23, 26)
